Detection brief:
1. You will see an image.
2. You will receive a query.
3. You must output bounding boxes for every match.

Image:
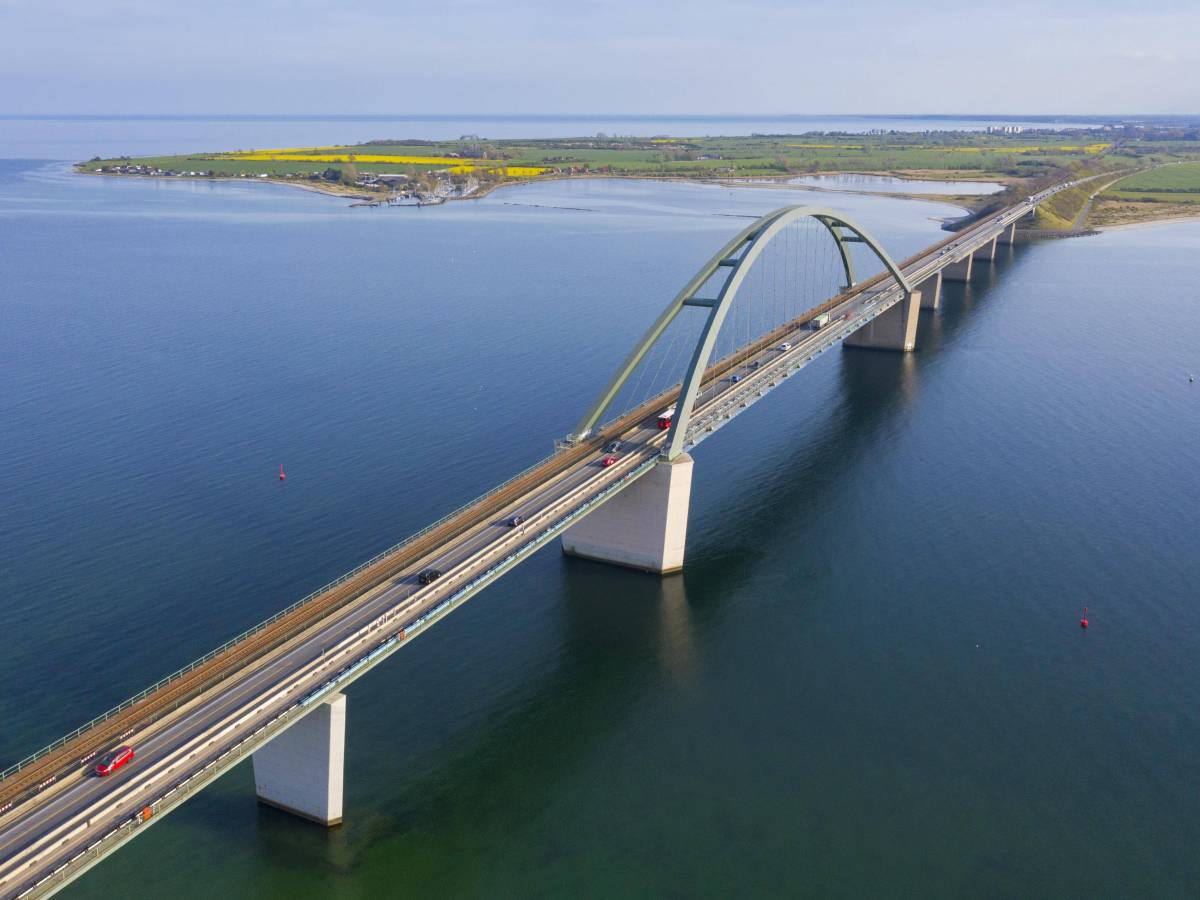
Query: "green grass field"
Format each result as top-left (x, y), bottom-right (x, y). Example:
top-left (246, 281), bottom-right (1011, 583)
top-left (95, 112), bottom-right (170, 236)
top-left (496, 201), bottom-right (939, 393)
top-left (1100, 162), bottom-right (1200, 209)
top-left (1105, 161), bottom-right (1200, 193)
top-left (1100, 190), bottom-right (1200, 204)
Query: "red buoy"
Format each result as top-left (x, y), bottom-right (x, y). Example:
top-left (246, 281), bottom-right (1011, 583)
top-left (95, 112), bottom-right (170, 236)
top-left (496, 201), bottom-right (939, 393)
top-left (1080, 606), bottom-right (1088, 629)
top-left (279, 464), bottom-right (286, 481)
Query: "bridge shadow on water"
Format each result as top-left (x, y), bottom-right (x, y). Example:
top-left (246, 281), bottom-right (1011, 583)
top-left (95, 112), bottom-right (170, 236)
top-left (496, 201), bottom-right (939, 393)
top-left (155, 567), bottom-right (704, 890)
top-left (300, 577), bottom-right (691, 884)
top-left (920, 242), bottom-right (1020, 351)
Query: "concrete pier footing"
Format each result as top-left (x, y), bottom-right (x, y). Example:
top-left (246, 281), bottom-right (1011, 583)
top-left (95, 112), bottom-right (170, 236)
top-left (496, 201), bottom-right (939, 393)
top-left (942, 253), bottom-right (973, 282)
top-left (844, 289), bottom-right (921, 352)
top-left (253, 692), bottom-right (346, 826)
top-left (561, 453), bottom-right (693, 574)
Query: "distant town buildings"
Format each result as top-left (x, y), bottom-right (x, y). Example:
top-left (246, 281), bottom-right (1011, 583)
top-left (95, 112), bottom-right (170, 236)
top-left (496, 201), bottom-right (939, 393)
top-left (96, 164), bottom-right (215, 177)
top-left (986, 124), bottom-right (1024, 134)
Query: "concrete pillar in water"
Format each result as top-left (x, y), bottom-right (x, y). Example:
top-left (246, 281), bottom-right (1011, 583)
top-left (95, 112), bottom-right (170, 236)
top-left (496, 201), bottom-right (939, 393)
top-left (997, 221), bottom-right (1018, 246)
top-left (253, 692), bottom-right (346, 826)
top-left (844, 289), bottom-right (922, 352)
top-left (918, 271), bottom-right (942, 310)
top-left (973, 235), bottom-right (998, 262)
top-left (561, 453), bottom-right (693, 574)
top-left (942, 252), bottom-right (973, 282)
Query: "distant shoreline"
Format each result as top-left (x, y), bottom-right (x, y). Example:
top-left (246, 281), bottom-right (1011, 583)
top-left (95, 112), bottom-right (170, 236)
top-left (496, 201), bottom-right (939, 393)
top-left (62, 123), bottom-right (1194, 233)
top-left (73, 129), bottom-right (1122, 212)
top-left (72, 164), bottom-right (1200, 232)
top-left (75, 165), bottom-right (377, 200)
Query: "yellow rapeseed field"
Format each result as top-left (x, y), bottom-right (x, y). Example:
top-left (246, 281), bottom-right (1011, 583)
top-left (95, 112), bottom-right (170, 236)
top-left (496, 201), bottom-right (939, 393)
top-left (498, 166), bottom-right (549, 177)
top-left (447, 165), bottom-right (549, 176)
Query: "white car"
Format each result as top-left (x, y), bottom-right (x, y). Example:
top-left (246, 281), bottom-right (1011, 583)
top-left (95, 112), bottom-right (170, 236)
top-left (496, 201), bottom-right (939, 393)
top-left (778, 342), bottom-right (792, 351)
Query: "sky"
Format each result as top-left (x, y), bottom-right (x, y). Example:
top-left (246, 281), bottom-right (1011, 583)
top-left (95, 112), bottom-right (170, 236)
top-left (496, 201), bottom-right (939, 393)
top-left (1, 0), bottom-right (1197, 116)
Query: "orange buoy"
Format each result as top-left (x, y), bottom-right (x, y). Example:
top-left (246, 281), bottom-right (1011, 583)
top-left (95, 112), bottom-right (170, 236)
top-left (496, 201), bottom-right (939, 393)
top-left (279, 464), bottom-right (286, 481)
top-left (1080, 606), bottom-right (1089, 629)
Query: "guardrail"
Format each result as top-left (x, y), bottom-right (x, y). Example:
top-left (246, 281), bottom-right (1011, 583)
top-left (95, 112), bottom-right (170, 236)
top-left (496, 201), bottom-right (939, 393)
top-left (9, 450), bottom-right (665, 898)
top-left (0, 446), bottom-right (572, 784)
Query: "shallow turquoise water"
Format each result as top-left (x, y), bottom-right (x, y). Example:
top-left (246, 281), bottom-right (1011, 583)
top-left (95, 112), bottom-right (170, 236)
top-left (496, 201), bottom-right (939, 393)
top-left (1, 160), bottom-right (1197, 898)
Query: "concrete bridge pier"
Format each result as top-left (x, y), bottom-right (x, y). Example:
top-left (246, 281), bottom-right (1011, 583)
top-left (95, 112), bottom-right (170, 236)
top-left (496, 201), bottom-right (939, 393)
top-left (561, 453), bottom-right (693, 574)
top-left (917, 271), bottom-right (942, 310)
top-left (972, 236), bottom-right (998, 262)
top-left (844, 289), bottom-right (922, 352)
top-left (997, 221), bottom-right (1017, 245)
top-left (942, 253), bottom-right (973, 282)
top-left (253, 693), bottom-right (346, 826)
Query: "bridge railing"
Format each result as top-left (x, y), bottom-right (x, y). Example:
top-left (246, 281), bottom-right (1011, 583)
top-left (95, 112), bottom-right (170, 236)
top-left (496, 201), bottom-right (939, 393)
top-left (0, 445), bottom-right (576, 784)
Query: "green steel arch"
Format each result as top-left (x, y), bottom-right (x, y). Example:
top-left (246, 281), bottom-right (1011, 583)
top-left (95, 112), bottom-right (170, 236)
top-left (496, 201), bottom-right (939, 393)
top-left (571, 205), bottom-right (912, 460)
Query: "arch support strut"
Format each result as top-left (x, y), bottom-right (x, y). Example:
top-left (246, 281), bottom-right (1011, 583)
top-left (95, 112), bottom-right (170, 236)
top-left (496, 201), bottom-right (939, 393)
top-left (570, 206), bottom-right (910, 458)
top-left (562, 204), bottom-right (912, 575)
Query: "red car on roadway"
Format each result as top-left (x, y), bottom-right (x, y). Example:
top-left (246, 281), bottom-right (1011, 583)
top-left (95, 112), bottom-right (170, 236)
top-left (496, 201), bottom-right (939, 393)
top-left (601, 455), bottom-right (618, 467)
top-left (95, 745), bottom-right (135, 776)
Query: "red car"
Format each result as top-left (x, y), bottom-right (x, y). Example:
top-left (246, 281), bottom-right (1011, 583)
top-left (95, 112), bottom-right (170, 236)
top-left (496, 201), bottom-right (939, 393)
top-left (601, 455), bottom-right (618, 467)
top-left (95, 745), bottom-right (135, 776)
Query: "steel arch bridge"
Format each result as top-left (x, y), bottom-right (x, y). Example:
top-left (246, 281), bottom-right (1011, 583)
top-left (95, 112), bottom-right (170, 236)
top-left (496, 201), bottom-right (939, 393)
top-left (571, 205), bottom-right (913, 459)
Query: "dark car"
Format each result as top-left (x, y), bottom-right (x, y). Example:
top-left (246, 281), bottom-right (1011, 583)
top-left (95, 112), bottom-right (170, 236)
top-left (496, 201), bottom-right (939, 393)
top-left (730, 374), bottom-right (742, 383)
top-left (418, 568), bottom-right (442, 585)
top-left (508, 515), bottom-right (525, 527)
top-left (95, 745), bottom-right (135, 776)
top-left (749, 360), bottom-right (761, 370)
top-left (605, 441), bottom-right (622, 453)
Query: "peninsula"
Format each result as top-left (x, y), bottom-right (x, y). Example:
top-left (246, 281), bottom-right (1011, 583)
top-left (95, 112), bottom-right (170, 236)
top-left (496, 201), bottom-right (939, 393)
top-left (76, 125), bottom-right (1200, 231)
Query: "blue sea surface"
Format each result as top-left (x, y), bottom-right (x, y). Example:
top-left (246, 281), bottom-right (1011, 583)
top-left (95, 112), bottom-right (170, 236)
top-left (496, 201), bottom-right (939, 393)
top-left (0, 158), bottom-right (1197, 897)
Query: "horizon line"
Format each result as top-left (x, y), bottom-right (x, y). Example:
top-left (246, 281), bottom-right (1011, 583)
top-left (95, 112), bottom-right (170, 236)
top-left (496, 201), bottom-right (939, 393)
top-left (2, 112), bottom-right (1183, 121)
